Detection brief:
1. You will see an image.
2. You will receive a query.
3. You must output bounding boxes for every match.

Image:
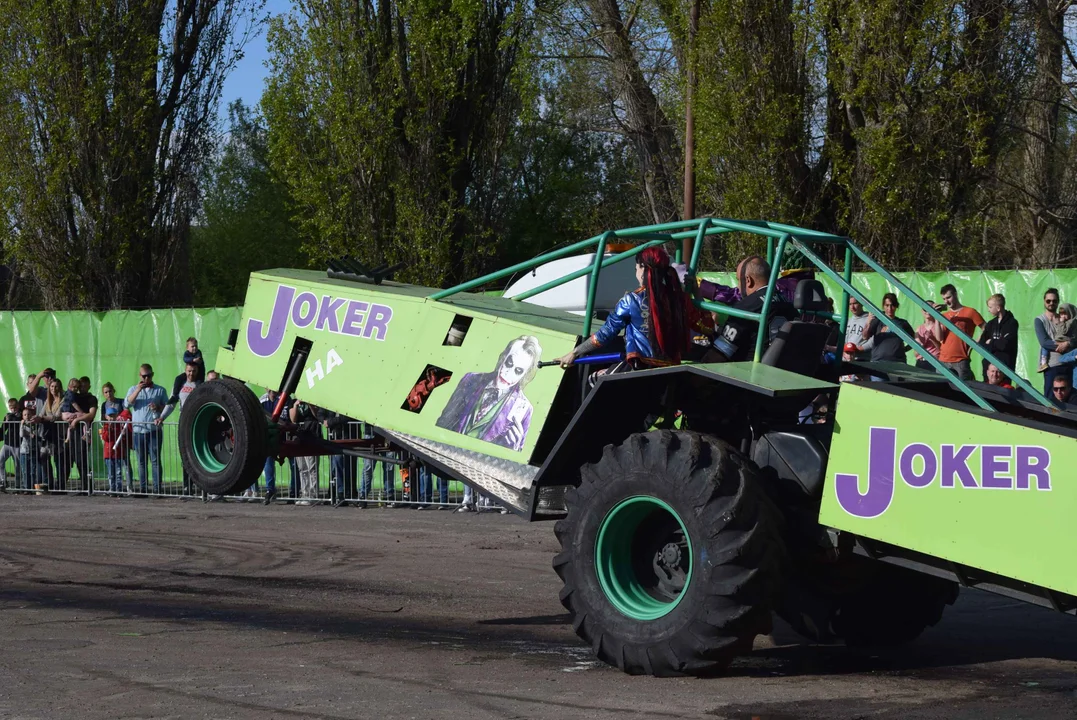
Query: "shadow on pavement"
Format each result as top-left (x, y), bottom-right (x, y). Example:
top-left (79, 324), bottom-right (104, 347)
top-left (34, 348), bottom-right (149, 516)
top-left (5, 580), bottom-right (1077, 679)
top-left (477, 613), bottom-right (572, 626)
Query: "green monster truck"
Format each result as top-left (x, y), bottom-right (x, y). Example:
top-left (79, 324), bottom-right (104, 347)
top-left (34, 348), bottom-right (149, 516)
top-left (177, 219), bottom-right (1077, 678)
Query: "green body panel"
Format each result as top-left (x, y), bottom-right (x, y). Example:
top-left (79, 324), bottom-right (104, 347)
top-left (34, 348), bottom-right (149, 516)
top-left (215, 270), bottom-right (580, 466)
top-left (820, 382), bottom-right (1077, 596)
top-left (686, 362), bottom-right (838, 397)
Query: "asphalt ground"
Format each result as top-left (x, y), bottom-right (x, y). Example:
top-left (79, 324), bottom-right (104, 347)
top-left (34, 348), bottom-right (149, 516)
top-left (0, 495), bottom-right (1075, 719)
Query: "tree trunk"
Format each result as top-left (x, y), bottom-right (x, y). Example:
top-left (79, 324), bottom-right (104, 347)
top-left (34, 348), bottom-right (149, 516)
top-left (1023, 0), bottom-right (1073, 266)
top-left (587, 0), bottom-right (681, 224)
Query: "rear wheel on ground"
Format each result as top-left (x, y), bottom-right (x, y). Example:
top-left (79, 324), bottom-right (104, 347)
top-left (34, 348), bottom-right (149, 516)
top-left (834, 563), bottom-right (958, 646)
top-left (553, 431), bottom-right (785, 677)
top-left (179, 378), bottom-right (268, 496)
top-left (778, 557), bottom-right (959, 647)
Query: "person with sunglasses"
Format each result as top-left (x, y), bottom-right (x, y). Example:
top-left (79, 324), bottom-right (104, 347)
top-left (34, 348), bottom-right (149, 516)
top-left (125, 364), bottom-right (169, 495)
top-left (1050, 374), bottom-right (1077, 409)
top-left (1034, 288), bottom-right (1073, 396)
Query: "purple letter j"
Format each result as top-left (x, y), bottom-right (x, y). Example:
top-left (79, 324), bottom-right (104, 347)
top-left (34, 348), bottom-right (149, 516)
top-left (247, 285), bottom-right (295, 357)
top-left (835, 427), bottom-right (896, 518)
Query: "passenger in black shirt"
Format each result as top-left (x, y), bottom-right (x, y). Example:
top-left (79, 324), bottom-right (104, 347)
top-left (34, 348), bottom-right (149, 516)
top-left (858, 293), bottom-right (914, 363)
top-left (979, 293), bottom-right (1019, 377)
top-left (66, 376), bottom-right (98, 493)
top-left (707, 255), bottom-right (795, 362)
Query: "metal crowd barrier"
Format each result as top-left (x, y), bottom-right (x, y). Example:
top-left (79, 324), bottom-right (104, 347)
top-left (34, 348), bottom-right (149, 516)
top-left (0, 420), bottom-right (505, 512)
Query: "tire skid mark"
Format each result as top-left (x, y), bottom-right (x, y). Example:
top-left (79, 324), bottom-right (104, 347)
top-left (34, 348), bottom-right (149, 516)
top-left (76, 666), bottom-right (359, 720)
top-left (0, 530), bottom-right (380, 591)
top-left (324, 663), bottom-right (685, 717)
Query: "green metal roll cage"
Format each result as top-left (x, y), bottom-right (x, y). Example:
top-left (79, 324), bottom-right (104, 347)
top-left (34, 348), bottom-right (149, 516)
top-left (428, 218), bottom-right (1052, 412)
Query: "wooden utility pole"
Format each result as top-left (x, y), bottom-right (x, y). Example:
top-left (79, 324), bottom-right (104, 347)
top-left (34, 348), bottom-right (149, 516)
top-left (681, 0), bottom-right (700, 263)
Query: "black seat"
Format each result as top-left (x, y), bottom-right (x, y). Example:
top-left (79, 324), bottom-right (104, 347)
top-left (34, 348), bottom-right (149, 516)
top-left (761, 279), bottom-right (833, 377)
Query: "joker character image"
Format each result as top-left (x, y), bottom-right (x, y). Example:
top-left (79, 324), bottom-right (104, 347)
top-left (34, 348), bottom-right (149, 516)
top-left (436, 336), bottom-right (543, 451)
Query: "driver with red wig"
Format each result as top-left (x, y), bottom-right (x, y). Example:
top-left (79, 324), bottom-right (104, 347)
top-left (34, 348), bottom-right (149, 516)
top-left (557, 246), bottom-right (691, 371)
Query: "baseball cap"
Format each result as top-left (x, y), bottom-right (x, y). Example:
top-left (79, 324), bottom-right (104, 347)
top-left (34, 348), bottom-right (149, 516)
top-left (843, 342), bottom-right (859, 354)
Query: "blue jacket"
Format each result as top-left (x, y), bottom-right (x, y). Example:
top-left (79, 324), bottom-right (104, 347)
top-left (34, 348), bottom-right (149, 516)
top-left (593, 288), bottom-right (659, 362)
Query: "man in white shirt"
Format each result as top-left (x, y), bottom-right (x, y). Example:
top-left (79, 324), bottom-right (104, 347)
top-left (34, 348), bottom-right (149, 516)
top-left (845, 296), bottom-right (871, 361)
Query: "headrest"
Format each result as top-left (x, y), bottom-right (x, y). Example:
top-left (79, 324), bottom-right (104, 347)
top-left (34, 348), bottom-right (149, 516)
top-left (794, 279), bottom-right (830, 313)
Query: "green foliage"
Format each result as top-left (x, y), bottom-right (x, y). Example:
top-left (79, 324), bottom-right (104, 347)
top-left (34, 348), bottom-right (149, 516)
top-left (498, 106), bottom-right (652, 266)
top-left (688, 0), bottom-right (1040, 269)
top-left (3, 0), bottom-right (1076, 313)
top-left (822, 0), bottom-right (1025, 268)
top-left (192, 101), bottom-right (307, 306)
top-left (262, 0), bottom-right (532, 288)
top-left (694, 0), bottom-right (815, 252)
top-left (0, 0), bottom-right (265, 309)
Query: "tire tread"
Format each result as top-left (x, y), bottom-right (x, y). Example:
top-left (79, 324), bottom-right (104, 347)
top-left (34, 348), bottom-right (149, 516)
top-left (554, 430), bottom-right (785, 678)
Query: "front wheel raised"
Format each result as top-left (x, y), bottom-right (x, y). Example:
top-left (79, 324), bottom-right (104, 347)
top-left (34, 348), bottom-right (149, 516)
top-left (178, 378), bottom-right (268, 496)
top-left (553, 431), bottom-right (785, 677)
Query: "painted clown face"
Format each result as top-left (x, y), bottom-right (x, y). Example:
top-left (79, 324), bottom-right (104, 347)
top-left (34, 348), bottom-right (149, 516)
top-left (496, 340), bottom-right (534, 390)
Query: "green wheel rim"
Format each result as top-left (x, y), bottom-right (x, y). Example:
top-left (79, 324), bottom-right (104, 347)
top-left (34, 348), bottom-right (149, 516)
top-left (190, 402), bottom-right (234, 473)
top-left (595, 495), bottom-right (693, 621)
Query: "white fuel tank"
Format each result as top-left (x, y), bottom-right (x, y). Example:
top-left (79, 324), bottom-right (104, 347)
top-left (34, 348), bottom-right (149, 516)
top-left (502, 253), bottom-right (639, 316)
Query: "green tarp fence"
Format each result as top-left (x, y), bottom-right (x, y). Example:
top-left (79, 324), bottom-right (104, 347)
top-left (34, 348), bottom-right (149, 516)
top-left (0, 307), bottom-right (244, 403)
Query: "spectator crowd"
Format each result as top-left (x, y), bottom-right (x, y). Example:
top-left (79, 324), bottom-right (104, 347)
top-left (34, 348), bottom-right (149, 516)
top-left (839, 283), bottom-right (1077, 407)
top-left (0, 337), bottom-right (500, 512)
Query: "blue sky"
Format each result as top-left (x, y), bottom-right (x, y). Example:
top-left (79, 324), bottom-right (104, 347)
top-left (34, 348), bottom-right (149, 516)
top-left (219, 0), bottom-right (295, 119)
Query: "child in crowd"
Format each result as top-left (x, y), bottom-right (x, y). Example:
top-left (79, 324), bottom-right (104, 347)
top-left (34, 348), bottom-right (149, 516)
top-left (839, 343), bottom-right (869, 383)
top-left (99, 403), bottom-right (133, 494)
top-left (184, 337), bottom-right (206, 382)
top-left (914, 304), bottom-right (944, 370)
top-left (1, 398), bottom-right (20, 489)
top-left (59, 377), bottom-right (85, 444)
top-left (1039, 303), bottom-right (1077, 388)
top-left (19, 404), bottom-right (45, 488)
top-left (289, 400), bottom-right (321, 504)
top-left (1039, 303), bottom-right (1077, 372)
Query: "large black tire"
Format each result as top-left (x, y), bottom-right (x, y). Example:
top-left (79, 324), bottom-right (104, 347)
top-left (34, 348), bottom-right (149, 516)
top-left (552, 431), bottom-right (785, 678)
top-left (178, 377), bottom-right (268, 496)
top-left (778, 557), bottom-right (958, 647)
top-left (834, 563), bottom-right (958, 647)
